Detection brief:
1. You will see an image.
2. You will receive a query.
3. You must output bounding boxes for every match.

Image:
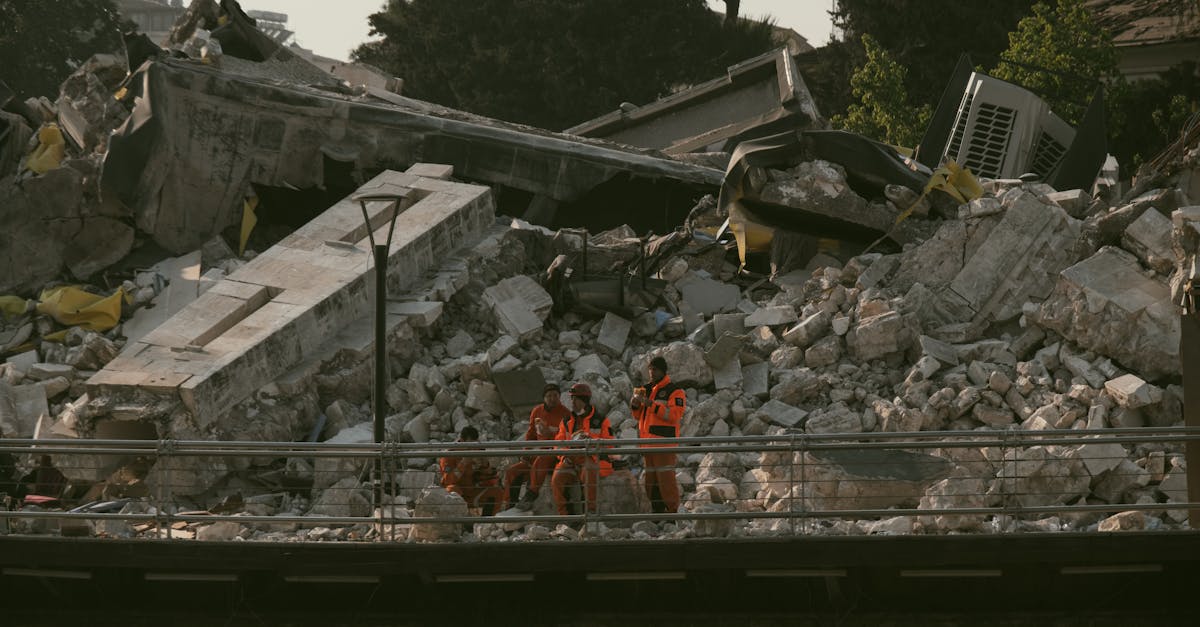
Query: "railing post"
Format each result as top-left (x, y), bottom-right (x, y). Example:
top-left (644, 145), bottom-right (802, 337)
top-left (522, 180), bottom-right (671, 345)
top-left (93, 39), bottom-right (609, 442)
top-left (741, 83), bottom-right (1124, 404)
top-left (788, 433), bottom-right (797, 536)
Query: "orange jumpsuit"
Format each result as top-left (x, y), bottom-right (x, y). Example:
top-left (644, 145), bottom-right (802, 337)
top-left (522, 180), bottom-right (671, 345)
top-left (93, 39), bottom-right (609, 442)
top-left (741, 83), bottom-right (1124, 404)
top-left (502, 401), bottom-right (569, 508)
top-left (439, 452), bottom-right (503, 516)
top-left (549, 407), bottom-right (612, 516)
top-left (633, 374), bottom-right (685, 513)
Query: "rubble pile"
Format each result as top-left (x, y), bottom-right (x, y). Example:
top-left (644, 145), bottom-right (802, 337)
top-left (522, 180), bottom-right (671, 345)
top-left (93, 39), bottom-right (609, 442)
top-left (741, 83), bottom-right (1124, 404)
top-left (3, 1), bottom-right (1198, 543)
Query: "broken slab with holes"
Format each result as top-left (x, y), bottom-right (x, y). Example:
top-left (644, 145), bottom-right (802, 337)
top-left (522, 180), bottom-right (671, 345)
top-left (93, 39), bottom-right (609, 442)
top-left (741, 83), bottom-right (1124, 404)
top-left (88, 165), bottom-right (494, 425)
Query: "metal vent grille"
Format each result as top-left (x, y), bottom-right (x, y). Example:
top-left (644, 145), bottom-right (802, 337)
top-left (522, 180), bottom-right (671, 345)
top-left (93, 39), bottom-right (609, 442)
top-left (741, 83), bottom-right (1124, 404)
top-left (945, 90), bottom-right (975, 160)
top-left (1029, 129), bottom-right (1068, 179)
top-left (963, 103), bottom-right (1017, 178)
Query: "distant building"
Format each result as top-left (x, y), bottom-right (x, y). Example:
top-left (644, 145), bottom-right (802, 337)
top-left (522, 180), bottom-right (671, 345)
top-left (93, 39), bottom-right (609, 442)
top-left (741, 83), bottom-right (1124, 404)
top-left (1086, 0), bottom-right (1200, 81)
top-left (115, 0), bottom-right (185, 45)
top-left (245, 9), bottom-right (295, 46)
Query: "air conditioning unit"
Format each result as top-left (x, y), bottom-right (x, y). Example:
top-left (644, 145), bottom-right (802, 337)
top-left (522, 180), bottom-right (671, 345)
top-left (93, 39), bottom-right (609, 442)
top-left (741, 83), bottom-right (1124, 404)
top-left (941, 73), bottom-right (1075, 180)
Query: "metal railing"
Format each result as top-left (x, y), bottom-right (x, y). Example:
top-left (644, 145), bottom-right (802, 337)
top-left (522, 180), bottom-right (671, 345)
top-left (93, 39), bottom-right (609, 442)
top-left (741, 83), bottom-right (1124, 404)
top-left (0, 427), bottom-right (1195, 542)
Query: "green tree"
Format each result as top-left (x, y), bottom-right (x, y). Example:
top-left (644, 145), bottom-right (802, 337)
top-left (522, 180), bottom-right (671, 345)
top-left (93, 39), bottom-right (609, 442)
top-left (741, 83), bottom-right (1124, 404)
top-left (831, 35), bottom-right (930, 147)
top-left (831, 1), bottom-right (1036, 114)
top-left (0, 0), bottom-right (128, 99)
top-left (353, 0), bottom-right (777, 130)
top-left (1107, 61), bottom-right (1200, 169)
top-left (990, 0), bottom-right (1118, 124)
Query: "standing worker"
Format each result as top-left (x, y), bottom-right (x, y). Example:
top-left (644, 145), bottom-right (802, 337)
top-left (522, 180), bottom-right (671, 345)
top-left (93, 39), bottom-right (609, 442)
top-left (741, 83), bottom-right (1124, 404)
top-left (550, 383), bottom-right (612, 519)
top-left (504, 383), bottom-right (570, 510)
top-left (631, 356), bottom-right (685, 514)
top-left (439, 426), bottom-right (503, 516)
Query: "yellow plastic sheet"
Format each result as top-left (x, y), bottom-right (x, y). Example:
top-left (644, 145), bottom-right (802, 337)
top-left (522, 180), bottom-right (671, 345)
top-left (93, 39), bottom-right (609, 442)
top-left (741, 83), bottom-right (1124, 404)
top-left (35, 286), bottom-right (125, 332)
top-left (0, 295), bottom-right (28, 319)
top-left (25, 124), bottom-right (66, 174)
top-left (239, 195), bottom-right (258, 256)
top-left (925, 159), bottom-right (983, 205)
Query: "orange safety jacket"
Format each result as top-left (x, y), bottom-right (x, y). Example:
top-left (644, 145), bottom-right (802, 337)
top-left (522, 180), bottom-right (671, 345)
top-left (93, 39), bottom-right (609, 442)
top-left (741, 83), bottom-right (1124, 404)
top-left (555, 406), bottom-right (612, 466)
top-left (439, 450), bottom-right (497, 489)
top-left (526, 402), bottom-right (570, 441)
top-left (634, 374), bottom-right (686, 447)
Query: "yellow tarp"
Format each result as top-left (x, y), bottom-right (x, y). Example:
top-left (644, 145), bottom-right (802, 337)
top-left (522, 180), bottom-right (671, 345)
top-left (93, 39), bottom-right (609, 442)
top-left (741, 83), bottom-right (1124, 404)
top-left (25, 124), bottom-right (66, 174)
top-left (0, 295), bottom-right (29, 319)
top-left (239, 195), bottom-right (258, 256)
top-left (35, 286), bottom-right (125, 332)
top-left (924, 159), bottom-right (983, 205)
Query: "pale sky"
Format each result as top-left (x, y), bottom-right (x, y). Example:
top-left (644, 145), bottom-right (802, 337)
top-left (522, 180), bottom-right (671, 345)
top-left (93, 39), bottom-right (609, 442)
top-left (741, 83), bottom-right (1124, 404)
top-left (238, 0), bottom-right (837, 61)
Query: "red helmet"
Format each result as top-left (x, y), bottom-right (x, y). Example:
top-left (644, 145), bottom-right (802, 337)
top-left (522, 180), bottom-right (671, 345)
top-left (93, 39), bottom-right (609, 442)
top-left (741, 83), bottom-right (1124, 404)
top-left (568, 382), bottom-right (592, 398)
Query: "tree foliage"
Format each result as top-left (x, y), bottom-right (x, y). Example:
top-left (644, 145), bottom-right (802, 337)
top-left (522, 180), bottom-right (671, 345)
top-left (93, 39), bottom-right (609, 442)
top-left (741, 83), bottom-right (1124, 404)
top-left (831, 35), bottom-right (930, 147)
top-left (1108, 61), bottom-right (1200, 169)
top-left (353, 0), bottom-right (777, 130)
top-left (0, 0), bottom-right (128, 99)
top-left (831, 0), bottom-right (1036, 114)
top-left (990, 0), bottom-right (1118, 125)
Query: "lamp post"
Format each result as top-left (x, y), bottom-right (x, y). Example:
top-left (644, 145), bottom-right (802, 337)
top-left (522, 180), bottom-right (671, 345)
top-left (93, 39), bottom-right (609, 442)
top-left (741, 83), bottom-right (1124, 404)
top-left (352, 185), bottom-right (411, 445)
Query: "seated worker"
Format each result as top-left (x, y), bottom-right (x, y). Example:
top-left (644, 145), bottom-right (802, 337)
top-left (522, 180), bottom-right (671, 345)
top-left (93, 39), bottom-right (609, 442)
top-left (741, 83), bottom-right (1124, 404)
top-left (549, 383), bottom-right (613, 519)
top-left (438, 426), bottom-right (503, 516)
top-left (504, 383), bottom-right (570, 511)
top-left (17, 455), bottom-right (69, 503)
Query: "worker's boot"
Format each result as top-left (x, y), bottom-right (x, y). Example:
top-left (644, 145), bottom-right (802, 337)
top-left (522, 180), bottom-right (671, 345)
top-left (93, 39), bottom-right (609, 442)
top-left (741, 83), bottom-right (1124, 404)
top-left (516, 489), bottom-right (538, 511)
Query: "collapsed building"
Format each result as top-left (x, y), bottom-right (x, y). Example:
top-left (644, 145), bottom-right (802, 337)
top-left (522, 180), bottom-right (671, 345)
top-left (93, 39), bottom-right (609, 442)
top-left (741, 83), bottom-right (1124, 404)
top-left (0, 0), bottom-right (1197, 541)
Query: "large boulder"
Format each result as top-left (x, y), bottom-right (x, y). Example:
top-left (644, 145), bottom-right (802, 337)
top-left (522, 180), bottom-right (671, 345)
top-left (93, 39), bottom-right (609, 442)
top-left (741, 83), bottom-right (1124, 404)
top-left (412, 486), bottom-right (469, 541)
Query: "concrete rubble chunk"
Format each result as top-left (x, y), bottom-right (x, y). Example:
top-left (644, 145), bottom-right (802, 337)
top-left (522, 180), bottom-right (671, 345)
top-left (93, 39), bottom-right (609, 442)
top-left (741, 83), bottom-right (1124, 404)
top-left (711, 357), bottom-right (743, 390)
top-left (120, 250), bottom-right (203, 347)
top-left (25, 363), bottom-right (75, 381)
top-left (5, 349), bottom-right (39, 374)
top-left (413, 487), bottom-right (469, 541)
top-left (940, 190), bottom-right (1081, 325)
top-left (444, 330), bottom-right (476, 359)
top-left (918, 335), bottom-right (959, 367)
top-left (492, 298), bottom-right (544, 342)
top-left (753, 399), bottom-right (808, 428)
top-left (742, 362), bottom-right (769, 399)
top-left (803, 449), bottom-right (953, 511)
top-left (782, 310), bottom-right (831, 348)
top-left (572, 354), bottom-right (610, 380)
top-left (389, 301), bottom-right (444, 327)
top-left (675, 274), bottom-right (739, 315)
top-left (770, 368), bottom-right (821, 405)
top-left (712, 313), bottom-right (748, 338)
top-left (1120, 208), bottom-right (1173, 274)
top-left (486, 335), bottom-right (518, 364)
top-left (1097, 511), bottom-right (1148, 532)
top-left (595, 313), bottom-right (632, 356)
top-left (1075, 441), bottom-right (1128, 476)
top-left (705, 332), bottom-right (745, 367)
top-left (804, 335), bottom-right (842, 368)
top-left (1033, 247), bottom-right (1179, 379)
top-left (1044, 189), bottom-right (1090, 218)
top-left (465, 380), bottom-right (505, 416)
top-left (743, 305), bottom-right (798, 328)
top-left (806, 406), bottom-right (862, 434)
top-left (846, 311), bottom-right (909, 361)
top-left (1104, 374), bottom-right (1163, 409)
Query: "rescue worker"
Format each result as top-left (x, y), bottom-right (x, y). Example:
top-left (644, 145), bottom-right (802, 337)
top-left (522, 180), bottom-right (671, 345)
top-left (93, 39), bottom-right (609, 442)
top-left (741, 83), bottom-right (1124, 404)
top-left (549, 383), bottom-right (612, 519)
top-left (503, 383), bottom-right (570, 510)
top-left (631, 356), bottom-right (685, 514)
top-left (438, 426), bottom-right (503, 515)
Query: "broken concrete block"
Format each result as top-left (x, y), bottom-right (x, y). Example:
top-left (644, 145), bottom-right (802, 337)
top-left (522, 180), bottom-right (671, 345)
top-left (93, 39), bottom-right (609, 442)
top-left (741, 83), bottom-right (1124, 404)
top-left (770, 368), bottom-right (821, 405)
top-left (712, 313), bottom-right (748, 339)
top-left (465, 380), bottom-right (505, 416)
top-left (492, 298), bottom-right (544, 342)
top-left (413, 487), bottom-right (469, 540)
top-left (712, 358), bottom-right (742, 390)
top-left (846, 311), bottom-right (908, 361)
top-left (596, 313), bottom-right (631, 356)
top-left (743, 305), bottom-right (797, 328)
top-left (1121, 208), bottom-right (1173, 274)
top-left (1097, 510), bottom-right (1148, 532)
top-left (389, 301), bottom-right (444, 327)
top-left (704, 332), bottom-right (745, 367)
top-left (1104, 374), bottom-right (1163, 409)
top-left (483, 275), bottom-right (553, 321)
top-left (0, 381), bottom-right (48, 438)
top-left (572, 354), bottom-right (610, 380)
top-left (806, 406), bottom-right (862, 434)
top-left (742, 362), bottom-right (769, 399)
top-left (831, 314), bottom-right (850, 336)
top-left (63, 216), bottom-right (135, 280)
top-left (1045, 189), bottom-right (1089, 217)
top-left (747, 325), bottom-right (780, 355)
top-left (1075, 441), bottom-right (1127, 476)
top-left (5, 349), bottom-right (38, 374)
top-left (26, 363), bottom-right (75, 381)
top-left (1060, 353), bottom-right (1106, 388)
top-left (972, 403), bottom-right (1014, 427)
top-left (1033, 247), bottom-right (1178, 379)
top-left (804, 335), bottom-right (841, 368)
top-left (782, 310), bottom-right (831, 348)
top-left (753, 399), bottom-right (808, 428)
top-left (486, 335), bottom-right (518, 364)
top-left (444, 330), bottom-right (475, 359)
top-left (675, 274), bottom-right (739, 315)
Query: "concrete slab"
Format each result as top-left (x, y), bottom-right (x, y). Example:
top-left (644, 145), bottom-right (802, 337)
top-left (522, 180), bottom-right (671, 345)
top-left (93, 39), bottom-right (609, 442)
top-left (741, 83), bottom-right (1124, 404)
top-left (88, 168), bottom-right (494, 423)
top-left (121, 251), bottom-right (202, 349)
